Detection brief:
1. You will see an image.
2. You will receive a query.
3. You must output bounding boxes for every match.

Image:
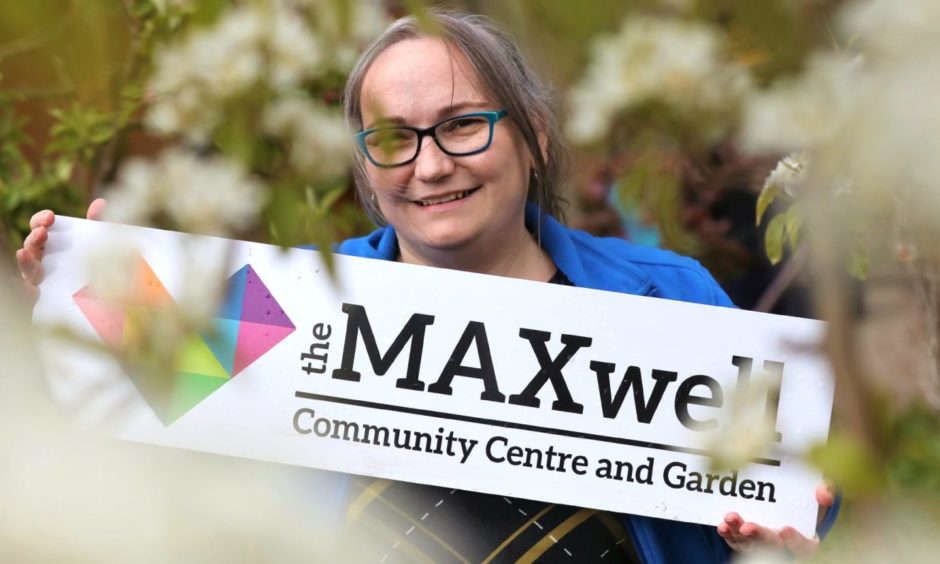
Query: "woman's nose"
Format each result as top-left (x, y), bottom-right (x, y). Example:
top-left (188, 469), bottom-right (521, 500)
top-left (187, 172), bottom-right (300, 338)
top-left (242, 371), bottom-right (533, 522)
top-left (413, 136), bottom-right (456, 181)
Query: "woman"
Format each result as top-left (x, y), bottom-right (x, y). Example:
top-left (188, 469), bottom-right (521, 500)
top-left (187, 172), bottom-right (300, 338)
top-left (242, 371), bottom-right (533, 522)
top-left (18, 10), bottom-right (834, 562)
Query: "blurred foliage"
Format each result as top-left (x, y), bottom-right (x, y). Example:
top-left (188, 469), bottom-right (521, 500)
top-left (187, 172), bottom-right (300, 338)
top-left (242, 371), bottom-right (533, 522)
top-left (0, 0), bottom-right (375, 264)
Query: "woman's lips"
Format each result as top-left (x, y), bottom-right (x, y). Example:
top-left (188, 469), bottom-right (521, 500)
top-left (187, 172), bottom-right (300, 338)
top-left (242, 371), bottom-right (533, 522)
top-left (413, 186), bottom-right (481, 207)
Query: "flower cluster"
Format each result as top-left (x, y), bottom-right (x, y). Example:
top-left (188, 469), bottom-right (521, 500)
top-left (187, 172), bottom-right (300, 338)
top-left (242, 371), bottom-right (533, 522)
top-left (763, 152), bottom-right (809, 198)
top-left (145, 0), bottom-right (387, 146)
top-left (567, 16), bottom-right (752, 143)
top-left (742, 0), bottom-right (940, 232)
top-left (703, 376), bottom-right (781, 472)
top-left (146, 2), bottom-right (319, 141)
top-left (262, 95), bottom-right (351, 179)
top-left (740, 54), bottom-right (862, 155)
top-left (103, 149), bottom-right (265, 237)
top-left (840, 0), bottom-right (940, 59)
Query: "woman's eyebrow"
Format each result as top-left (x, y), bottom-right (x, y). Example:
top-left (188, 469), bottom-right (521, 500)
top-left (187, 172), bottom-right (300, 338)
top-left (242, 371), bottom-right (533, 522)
top-left (363, 101), bottom-right (494, 129)
top-left (437, 101), bottom-right (493, 118)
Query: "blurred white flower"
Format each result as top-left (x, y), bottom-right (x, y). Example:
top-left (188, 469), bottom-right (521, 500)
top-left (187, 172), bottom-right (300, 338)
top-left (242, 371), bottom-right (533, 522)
top-left (104, 149), bottom-right (265, 237)
top-left (840, 0), bottom-right (940, 59)
top-left (704, 376), bottom-right (780, 471)
top-left (764, 152), bottom-right (809, 197)
top-left (83, 240), bottom-right (143, 303)
top-left (0, 268), bottom-right (365, 560)
top-left (145, 2), bottom-right (325, 141)
top-left (177, 249), bottom-right (230, 327)
top-left (150, 0), bottom-right (190, 15)
top-left (815, 50), bottom-right (940, 220)
top-left (145, 85), bottom-right (219, 145)
top-left (300, 0), bottom-right (390, 69)
top-left (740, 52), bottom-right (862, 154)
top-left (191, 9), bottom-right (264, 98)
top-left (657, 0), bottom-right (694, 12)
top-left (743, 0), bottom-right (940, 228)
top-left (567, 16), bottom-right (752, 143)
top-left (267, 7), bottom-right (323, 88)
top-left (263, 95), bottom-right (351, 178)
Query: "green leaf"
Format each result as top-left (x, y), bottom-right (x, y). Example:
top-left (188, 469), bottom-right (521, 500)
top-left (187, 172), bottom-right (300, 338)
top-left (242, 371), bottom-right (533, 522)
top-left (53, 157), bottom-right (74, 183)
top-left (784, 207), bottom-right (803, 252)
top-left (809, 433), bottom-right (882, 495)
top-left (319, 185), bottom-right (347, 212)
top-left (764, 213), bottom-right (786, 265)
top-left (846, 246), bottom-right (870, 280)
top-left (756, 181), bottom-right (781, 225)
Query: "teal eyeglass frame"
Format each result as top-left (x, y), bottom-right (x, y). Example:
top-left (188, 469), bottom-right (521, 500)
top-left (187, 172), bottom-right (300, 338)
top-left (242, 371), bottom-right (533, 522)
top-left (354, 109), bottom-right (508, 168)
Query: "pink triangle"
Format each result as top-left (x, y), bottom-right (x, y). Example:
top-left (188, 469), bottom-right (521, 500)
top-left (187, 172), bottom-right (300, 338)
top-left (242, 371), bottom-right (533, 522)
top-left (232, 321), bottom-right (295, 376)
top-left (73, 288), bottom-right (126, 350)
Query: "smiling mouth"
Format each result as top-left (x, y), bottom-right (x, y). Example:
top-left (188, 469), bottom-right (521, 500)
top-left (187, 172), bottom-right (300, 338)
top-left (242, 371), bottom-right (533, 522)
top-left (414, 187), bottom-right (480, 207)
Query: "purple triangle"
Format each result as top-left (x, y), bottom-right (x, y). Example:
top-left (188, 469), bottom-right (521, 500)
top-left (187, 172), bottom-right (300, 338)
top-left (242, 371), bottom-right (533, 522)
top-left (239, 265), bottom-right (295, 329)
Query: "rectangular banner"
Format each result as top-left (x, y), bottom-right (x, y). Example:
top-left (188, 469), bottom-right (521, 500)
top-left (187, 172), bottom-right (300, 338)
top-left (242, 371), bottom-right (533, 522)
top-left (34, 217), bottom-right (833, 535)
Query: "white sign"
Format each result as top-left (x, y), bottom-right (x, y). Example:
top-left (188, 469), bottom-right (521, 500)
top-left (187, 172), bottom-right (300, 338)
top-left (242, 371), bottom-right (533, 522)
top-left (34, 217), bottom-right (833, 535)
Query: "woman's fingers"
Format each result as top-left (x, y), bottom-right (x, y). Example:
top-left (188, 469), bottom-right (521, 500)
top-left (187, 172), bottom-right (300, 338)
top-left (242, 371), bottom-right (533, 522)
top-left (719, 513), bottom-right (820, 557)
top-left (19, 209), bottom-right (55, 295)
top-left (29, 209), bottom-right (55, 230)
top-left (19, 226), bottom-right (48, 283)
top-left (16, 247), bottom-right (43, 285)
top-left (18, 201), bottom-right (105, 303)
top-left (780, 526), bottom-right (820, 558)
top-left (816, 481), bottom-right (835, 507)
top-left (86, 198), bottom-right (106, 220)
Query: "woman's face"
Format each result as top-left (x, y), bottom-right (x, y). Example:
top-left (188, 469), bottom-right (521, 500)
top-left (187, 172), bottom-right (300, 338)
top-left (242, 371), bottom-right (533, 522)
top-left (359, 37), bottom-right (535, 260)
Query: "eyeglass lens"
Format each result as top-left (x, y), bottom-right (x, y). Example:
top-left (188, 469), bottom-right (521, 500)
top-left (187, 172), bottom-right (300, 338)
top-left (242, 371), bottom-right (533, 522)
top-left (363, 115), bottom-right (493, 166)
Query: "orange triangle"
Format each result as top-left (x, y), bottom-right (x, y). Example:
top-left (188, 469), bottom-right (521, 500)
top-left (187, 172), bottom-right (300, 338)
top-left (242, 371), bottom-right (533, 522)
top-left (128, 255), bottom-right (173, 306)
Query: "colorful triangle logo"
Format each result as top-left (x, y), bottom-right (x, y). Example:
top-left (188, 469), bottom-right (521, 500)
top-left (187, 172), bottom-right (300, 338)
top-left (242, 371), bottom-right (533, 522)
top-left (74, 256), bottom-right (296, 426)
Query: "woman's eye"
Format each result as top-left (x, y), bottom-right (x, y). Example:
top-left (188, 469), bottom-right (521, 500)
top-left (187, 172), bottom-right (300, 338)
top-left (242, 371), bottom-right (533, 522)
top-left (366, 129), bottom-right (413, 147)
top-left (441, 117), bottom-right (485, 134)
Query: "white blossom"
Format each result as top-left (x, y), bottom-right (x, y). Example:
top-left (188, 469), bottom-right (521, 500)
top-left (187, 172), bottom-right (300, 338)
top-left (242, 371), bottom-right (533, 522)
top-left (189, 11), bottom-right (264, 99)
top-left (816, 50), bottom-right (940, 218)
top-left (145, 2), bottom-right (325, 141)
top-left (740, 52), bottom-right (863, 154)
top-left (103, 149), bottom-right (265, 237)
top-left (567, 16), bottom-right (752, 143)
top-left (267, 6), bottom-right (323, 88)
top-left (703, 376), bottom-right (780, 471)
top-left (299, 0), bottom-right (390, 69)
top-left (83, 240), bottom-right (144, 303)
top-left (145, 85), bottom-right (219, 144)
top-left (764, 152), bottom-right (809, 197)
top-left (263, 96), bottom-right (351, 178)
top-left (839, 0), bottom-right (940, 59)
top-left (150, 0), bottom-right (190, 14)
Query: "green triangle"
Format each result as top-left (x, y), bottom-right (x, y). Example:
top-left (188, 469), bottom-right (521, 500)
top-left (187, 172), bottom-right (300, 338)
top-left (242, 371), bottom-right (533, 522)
top-left (126, 364), bottom-right (177, 426)
top-left (176, 333), bottom-right (230, 379)
top-left (166, 372), bottom-right (228, 423)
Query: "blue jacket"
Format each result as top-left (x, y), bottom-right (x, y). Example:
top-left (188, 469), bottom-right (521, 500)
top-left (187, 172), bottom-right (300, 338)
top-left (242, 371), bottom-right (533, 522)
top-left (338, 205), bottom-right (735, 309)
top-left (335, 205), bottom-right (838, 563)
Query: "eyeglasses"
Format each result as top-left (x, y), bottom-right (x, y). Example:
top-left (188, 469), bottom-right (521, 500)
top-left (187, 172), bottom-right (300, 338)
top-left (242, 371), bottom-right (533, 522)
top-left (355, 109), bottom-right (507, 168)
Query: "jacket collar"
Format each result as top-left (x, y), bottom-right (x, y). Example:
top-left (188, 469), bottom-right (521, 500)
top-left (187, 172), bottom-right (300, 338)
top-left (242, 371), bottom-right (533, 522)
top-left (525, 203), bottom-right (655, 296)
top-left (352, 202), bottom-right (656, 296)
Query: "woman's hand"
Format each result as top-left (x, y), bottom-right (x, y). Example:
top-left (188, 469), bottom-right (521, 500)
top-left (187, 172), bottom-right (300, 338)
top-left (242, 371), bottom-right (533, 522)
top-left (15, 198), bottom-right (107, 302)
top-left (717, 482), bottom-right (835, 557)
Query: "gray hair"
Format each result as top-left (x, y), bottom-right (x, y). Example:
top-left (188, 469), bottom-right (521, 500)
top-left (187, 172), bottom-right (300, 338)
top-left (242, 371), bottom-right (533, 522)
top-left (342, 9), bottom-right (568, 225)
